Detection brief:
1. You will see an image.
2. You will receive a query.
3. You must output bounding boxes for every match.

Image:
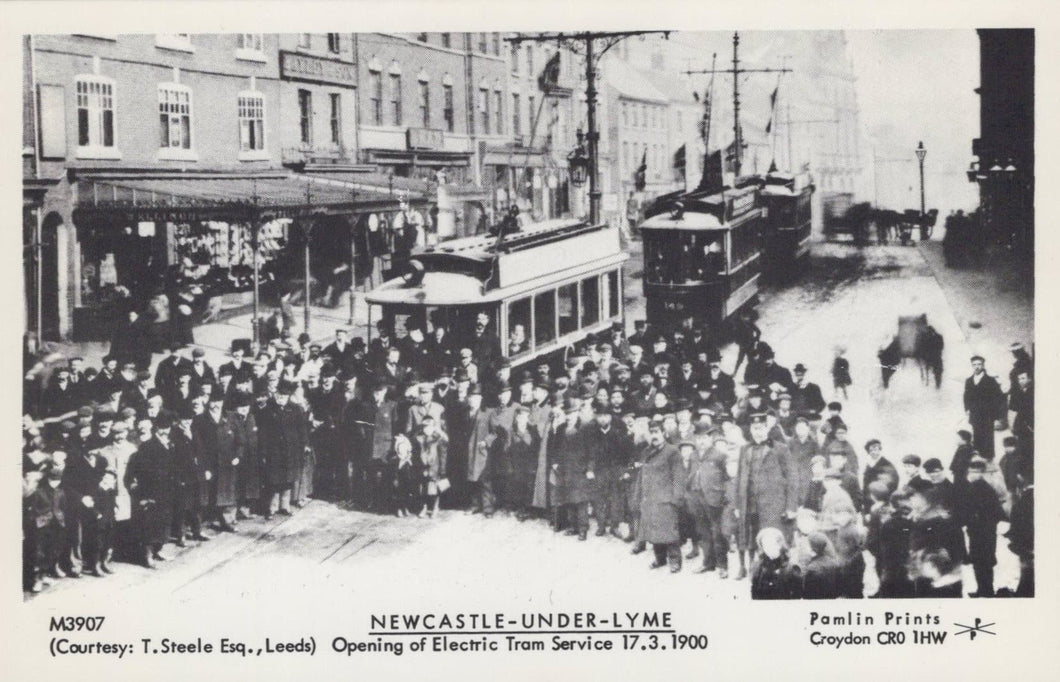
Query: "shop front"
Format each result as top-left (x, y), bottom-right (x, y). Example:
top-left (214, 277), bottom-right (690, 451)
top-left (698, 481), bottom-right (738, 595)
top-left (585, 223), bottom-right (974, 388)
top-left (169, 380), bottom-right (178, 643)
top-left (70, 170), bottom-right (422, 344)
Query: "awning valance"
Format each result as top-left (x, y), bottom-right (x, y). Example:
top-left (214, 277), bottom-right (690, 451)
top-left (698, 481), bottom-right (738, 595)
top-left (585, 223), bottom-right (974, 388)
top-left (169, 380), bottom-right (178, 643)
top-left (72, 172), bottom-right (425, 225)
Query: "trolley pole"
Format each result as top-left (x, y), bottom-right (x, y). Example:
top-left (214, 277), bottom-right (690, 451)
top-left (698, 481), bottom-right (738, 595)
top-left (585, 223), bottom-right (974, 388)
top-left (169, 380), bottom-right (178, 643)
top-left (585, 36), bottom-right (600, 224)
top-left (507, 30), bottom-right (671, 226)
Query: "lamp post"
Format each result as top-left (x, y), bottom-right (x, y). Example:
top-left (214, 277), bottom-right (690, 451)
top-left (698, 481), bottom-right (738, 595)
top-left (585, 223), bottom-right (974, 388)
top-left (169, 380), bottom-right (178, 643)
top-left (915, 140), bottom-right (927, 216)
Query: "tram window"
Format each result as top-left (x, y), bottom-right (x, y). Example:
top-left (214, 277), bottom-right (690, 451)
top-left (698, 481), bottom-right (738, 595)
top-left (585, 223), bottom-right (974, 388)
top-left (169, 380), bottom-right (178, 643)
top-left (607, 270), bottom-right (620, 318)
top-left (558, 283), bottom-right (579, 336)
top-left (580, 277), bottom-right (600, 327)
top-left (393, 312), bottom-right (412, 339)
top-left (534, 290), bottom-right (556, 346)
top-left (704, 238), bottom-right (726, 275)
top-left (508, 297), bottom-right (532, 358)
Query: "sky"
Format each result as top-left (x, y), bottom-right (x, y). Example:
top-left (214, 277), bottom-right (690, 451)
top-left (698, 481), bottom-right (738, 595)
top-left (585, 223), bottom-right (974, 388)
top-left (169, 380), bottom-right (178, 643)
top-left (847, 30), bottom-right (980, 212)
top-left (635, 29), bottom-right (982, 211)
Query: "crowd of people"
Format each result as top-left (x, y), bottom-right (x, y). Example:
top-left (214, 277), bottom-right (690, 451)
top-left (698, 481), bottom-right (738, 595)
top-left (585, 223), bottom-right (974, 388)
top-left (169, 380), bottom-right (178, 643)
top-left (21, 308), bottom-right (1034, 600)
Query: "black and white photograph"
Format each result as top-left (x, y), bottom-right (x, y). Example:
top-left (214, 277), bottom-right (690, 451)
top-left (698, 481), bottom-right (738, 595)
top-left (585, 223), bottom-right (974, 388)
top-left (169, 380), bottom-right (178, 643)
top-left (8, 2), bottom-right (1055, 679)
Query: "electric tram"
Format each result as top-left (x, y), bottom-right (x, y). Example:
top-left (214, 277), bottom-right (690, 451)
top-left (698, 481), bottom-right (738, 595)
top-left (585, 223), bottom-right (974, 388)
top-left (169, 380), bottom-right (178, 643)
top-left (758, 171), bottom-right (814, 279)
top-left (639, 184), bottom-right (765, 331)
top-left (364, 219), bottom-right (626, 372)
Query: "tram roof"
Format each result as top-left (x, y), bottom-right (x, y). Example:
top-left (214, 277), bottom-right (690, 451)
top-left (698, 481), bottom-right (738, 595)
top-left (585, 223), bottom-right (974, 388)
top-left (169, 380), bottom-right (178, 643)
top-left (641, 184), bottom-right (760, 231)
top-left (760, 171), bottom-right (814, 196)
top-left (640, 211), bottom-right (725, 230)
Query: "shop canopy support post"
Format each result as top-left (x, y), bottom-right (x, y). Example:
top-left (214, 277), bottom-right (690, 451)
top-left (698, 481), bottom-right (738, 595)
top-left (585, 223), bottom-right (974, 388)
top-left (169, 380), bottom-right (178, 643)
top-left (251, 215), bottom-right (261, 346)
top-left (303, 220), bottom-right (312, 338)
top-left (348, 219), bottom-right (357, 326)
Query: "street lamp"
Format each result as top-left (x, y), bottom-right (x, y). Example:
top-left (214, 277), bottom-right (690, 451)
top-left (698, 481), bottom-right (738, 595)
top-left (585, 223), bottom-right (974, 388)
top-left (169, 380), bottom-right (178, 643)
top-left (915, 140), bottom-right (927, 216)
top-left (568, 128), bottom-right (589, 188)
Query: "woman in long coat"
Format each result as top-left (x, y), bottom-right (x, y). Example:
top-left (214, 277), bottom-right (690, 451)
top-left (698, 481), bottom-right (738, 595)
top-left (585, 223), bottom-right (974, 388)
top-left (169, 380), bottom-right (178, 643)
top-left (638, 423), bottom-right (685, 571)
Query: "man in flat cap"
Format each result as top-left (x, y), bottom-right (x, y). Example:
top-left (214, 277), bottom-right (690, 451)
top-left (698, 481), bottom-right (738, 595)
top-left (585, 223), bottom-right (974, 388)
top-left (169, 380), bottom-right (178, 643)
top-left (962, 458), bottom-right (1004, 597)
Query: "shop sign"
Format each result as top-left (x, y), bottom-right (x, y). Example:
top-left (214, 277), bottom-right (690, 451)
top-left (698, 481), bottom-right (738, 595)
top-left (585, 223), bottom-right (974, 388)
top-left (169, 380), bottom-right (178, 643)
top-left (407, 127), bottom-right (445, 151)
top-left (280, 51), bottom-right (356, 87)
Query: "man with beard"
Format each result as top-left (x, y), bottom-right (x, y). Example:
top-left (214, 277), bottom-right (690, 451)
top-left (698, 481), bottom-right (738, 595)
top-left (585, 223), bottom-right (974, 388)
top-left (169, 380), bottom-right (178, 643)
top-left (154, 342), bottom-right (192, 403)
top-left (1008, 368), bottom-right (1034, 447)
top-left (790, 363), bottom-right (826, 419)
top-left (188, 348), bottom-right (217, 395)
top-left (195, 395), bottom-right (239, 532)
top-left (123, 416), bottom-right (175, 568)
top-left (323, 328), bottom-right (355, 377)
top-left (963, 355), bottom-right (1005, 459)
top-left (470, 312), bottom-right (502, 373)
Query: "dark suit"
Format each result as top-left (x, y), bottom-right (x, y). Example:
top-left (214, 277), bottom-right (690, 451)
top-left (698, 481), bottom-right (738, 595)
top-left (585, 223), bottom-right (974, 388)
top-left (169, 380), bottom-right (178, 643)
top-left (686, 447), bottom-right (730, 570)
top-left (194, 412), bottom-right (239, 525)
top-left (124, 436), bottom-right (174, 558)
top-left (963, 373), bottom-right (1004, 459)
top-left (736, 438), bottom-right (795, 544)
top-left (61, 451), bottom-right (108, 572)
top-left (171, 426), bottom-right (204, 538)
top-left (639, 441), bottom-right (684, 567)
top-left (230, 411), bottom-right (261, 511)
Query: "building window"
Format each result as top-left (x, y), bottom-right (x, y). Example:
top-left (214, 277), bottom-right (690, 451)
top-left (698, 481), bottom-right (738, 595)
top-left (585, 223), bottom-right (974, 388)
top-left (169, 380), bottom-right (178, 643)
top-left (329, 93), bottom-right (342, 144)
top-left (512, 93), bottom-right (521, 136)
top-left (156, 33), bottom-right (193, 52)
top-left (511, 43), bottom-right (520, 75)
top-left (622, 102), bottom-right (628, 127)
top-left (494, 90), bottom-right (503, 135)
top-left (76, 76), bottom-right (115, 150)
top-left (238, 33), bottom-right (263, 51)
top-left (416, 33), bottom-right (428, 43)
top-left (528, 94), bottom-right (535, 127)
top-left (237, 92), bottom-right (265, 152)
top-left (418, 81), bottom-right (430, 128)
top-left (492, 33), bottom-right (500, 56)
top-left (478, 88), bottom-right (489, 134)
top-left (478, 33), bottom-right (488, 53)
top-left (443, 84), bottom-right (454, 132)
top-left (441, 33), bottom-right (451, 48)
top-left (298, 33), bottom-right (311, 49)
top-left (389, 73), bottom-right (403, 126)
top-left (158, 85), bottom-right (192, 149)
top-left (623, 142), bottom-right (630, 174)
top-left (327, 33), bottom-right (341, 54)
top-left (298, 89), bottom-right (312, 145)
top-left (526, 45), bottom-right (534, 77)
top-left (369, 71), bottom-right (383, 125)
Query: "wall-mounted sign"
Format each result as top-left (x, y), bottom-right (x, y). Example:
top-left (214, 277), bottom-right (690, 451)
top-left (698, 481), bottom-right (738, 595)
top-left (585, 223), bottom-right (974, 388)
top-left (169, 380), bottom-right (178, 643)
top-left (280, 51), bottom-right (356, 87)
top-left (407, 127), bottom-right (444, 151)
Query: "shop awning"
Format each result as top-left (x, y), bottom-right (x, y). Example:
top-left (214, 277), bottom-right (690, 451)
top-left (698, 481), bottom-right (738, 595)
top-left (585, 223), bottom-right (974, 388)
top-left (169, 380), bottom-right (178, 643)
top-left (72, 171), bottom-right (425, 225)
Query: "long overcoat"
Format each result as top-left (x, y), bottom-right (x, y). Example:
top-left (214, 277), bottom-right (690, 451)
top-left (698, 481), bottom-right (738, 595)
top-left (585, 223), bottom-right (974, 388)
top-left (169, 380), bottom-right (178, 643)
top-left (638, 442), bottom-right (684, 544)
top-left (736, 438), bottom-right (795, 535)
top-left (466, 408), bottom-right (499, 483)
top-left (123, 436), bottom-right (174, 545)
top-left (230, 411), bottom-right (261, 502)
top-left (194, 413), bottom-right (239, 507)
top-left (259, 402), bottom-right (309, 487)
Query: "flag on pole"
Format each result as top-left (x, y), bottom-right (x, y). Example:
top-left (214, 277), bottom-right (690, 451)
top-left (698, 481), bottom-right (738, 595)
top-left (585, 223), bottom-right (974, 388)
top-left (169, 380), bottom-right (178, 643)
top-left (538, 51), bottom-right (561, 92)
top-left (765, 84), bottom-right (779, 134)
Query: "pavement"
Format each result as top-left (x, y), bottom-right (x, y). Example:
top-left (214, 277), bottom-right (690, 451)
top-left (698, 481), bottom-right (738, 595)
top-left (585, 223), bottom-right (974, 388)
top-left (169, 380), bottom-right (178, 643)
top-left (25, 236), bottom-right (1032, 605)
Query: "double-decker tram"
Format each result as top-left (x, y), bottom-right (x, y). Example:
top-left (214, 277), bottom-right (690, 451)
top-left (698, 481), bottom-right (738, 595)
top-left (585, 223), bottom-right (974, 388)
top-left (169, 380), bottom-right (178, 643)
top-left (640, 184), bottom-right (765, 331)
top-left (365, 219), bottom-right (626, 371)
top-left (759, 171), bottom-right (814, 279)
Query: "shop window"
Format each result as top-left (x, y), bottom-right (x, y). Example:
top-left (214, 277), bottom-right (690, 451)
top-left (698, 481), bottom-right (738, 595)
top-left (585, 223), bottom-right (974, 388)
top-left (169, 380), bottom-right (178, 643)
top-left (76, 76), bottom-right (116, 154)
top-left (238, 92), bottom-right (265, 153)
top-left (558, 283), bottom-right (578, 336)
top-left (158, 84), bottom-right (192, 150)
top-left (580, 276), bottom-right (599, 328)
top-left (533, 290), bottom-right (556, 346)
top-left (508, 297), bottom-right (531, 357)
top-left (607, 270), bottom-right (620, 318)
